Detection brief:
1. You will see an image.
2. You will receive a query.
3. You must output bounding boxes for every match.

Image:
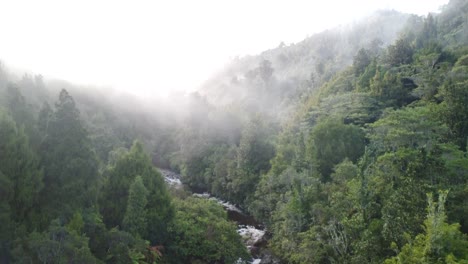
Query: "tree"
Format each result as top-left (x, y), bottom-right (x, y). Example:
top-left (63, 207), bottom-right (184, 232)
top-left (384, 191), bottom-right (468, 264)
top-left (353, 48), bottom-right (372, 76)
top-left (100, 141), bottom-right (174, 245)
top-left (167, 197), bottom-right (249, 264)
top-left (123, 176), bottom-right (148, 238)
top-left (225, 118), bottom-right (275, 206)
top-left (258, 59), bottom-right (274, 83)
top-left (315, 92), bottom-right (382, 125)
top-left (370, 68), bottom-right (417, 107)
top-left (386, 37), bottom-right (414, 66)
top-left (0, 111), bottom-right (43, 226)
top-left (416, 14), bottom-right (438, 49)
top-left (0, 170), bottom-right (13, 263)
top-left (37, 102), bottom-right (52, 136)
top-left (5, 83), bottom-right (39, 147)
top-left (440, 55), bottom-right (468, 150)
top-left (12, 219), bottom-right (101, 264)
top-left (369, 105), bottom-right (447, 152)
top-left (308, 118), bottom-right (366, 181)
top-left (39, 89), bottom-right (99, 222)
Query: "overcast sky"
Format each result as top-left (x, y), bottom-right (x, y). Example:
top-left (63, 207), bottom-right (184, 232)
top-left (0, 0), bottom-right (448, 98)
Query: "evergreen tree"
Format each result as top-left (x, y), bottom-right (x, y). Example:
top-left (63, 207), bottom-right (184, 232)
top-left (0, 170), bottom-right (13, 263)
top-left (353, 48), bottom-right (372, 76)
top-left (5, 83), bottom-right (40, 147)
top-left (100, 141), bottom-right (174, 245)
top-left (0, 111), bottom-right (43, 226)
top-left (40, 89), bottom-right (99, 222)
top-left (123, 176), bottom-right (148, 238)
top-left (12, 219), bottom-right (101, 264)
top-left (37, 101), bottom-right (52, 136)
top-left (440, 55), bottom-right (468, 150)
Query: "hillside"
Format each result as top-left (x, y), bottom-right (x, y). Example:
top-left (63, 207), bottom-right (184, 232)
top-left (198, 10), bottom-right (411, 116)
top-left (0, 0), bottom-right (467, 263)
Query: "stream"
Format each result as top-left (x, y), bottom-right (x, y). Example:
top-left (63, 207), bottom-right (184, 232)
top-left (159, 169), bottom-right (280, 264)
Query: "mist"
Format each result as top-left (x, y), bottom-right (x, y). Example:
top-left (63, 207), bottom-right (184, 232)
top-left (2, 0), bottom-right (468, 263)
top-left (0, 0), bottom-right (447, 100)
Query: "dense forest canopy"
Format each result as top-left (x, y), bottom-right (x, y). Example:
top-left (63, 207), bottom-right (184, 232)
top-left (1, 0), bottom-right (468, 263)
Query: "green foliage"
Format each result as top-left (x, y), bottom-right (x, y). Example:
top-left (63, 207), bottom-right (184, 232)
top-left (370, 67), bottom-right (417, 106)
top-left (384, 191), bottom-right (468, 264)
top-left (104, 228), bottom-right (153, 264)
top-left (167, 197), bottom-right (249, 264)
top-left (12, 219), bottom-right (101, 264)
top-left (308, 118), bottom-right (366, 181)
top-left (353, 48), bottom-right (372, 76)
top-left (37, 102), bottom-right (52, 137)
top-left (319, 68), bottom-right (355, 97)
top-left (312, 92), bottom-right (382, 125)
top-left (250, 167), bottom-right (314, 223)
top-left (439, 57), bottom-right (468, 149)
top-left (0, 111), bottom-right (43, 228)
top-left (123, 176), bottom-right (149, 238)
top-left (369, 105), bottom-right (447, 152)
top-left (100, 141), bottom-right (173, 245)
top-left (67, 212), bottom-right (85, 235)
top-left (386, 37), bottom-right (414, 66)
top-left (356, 58), bottom-right (378, 92)
top-left (0, 170), bottom-right (13, 261)
top-left (0, 2), bottom-right (467, 263)
top-left (270, 181), bottom-right (334, 263)
top-left (411, 44), bottom-right (452, 101)
top-left (4, 83), bottom-right (39, 146)
top-left (225, 118), bottom-right (275, 205)
top-left (40, 89), bottom-right (100, 222)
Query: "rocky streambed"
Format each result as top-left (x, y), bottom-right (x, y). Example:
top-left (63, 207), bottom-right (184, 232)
top-left (159, 169), bottom-right (280, 264)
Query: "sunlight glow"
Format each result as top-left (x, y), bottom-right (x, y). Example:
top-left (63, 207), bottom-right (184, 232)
top-left (0, 0), bottom-right (448, 98)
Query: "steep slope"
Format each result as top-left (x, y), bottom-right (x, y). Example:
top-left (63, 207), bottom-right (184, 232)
top-left (198, 10), bottom-right (411, 115)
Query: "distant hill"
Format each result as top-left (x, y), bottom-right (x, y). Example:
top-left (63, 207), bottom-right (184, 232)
top-left (198, 10), bottom-right (411, 113)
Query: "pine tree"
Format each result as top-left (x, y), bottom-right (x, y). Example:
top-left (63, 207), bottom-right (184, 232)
top-left (0, 170), bottom-right (13, 263)
top-left (100, 141), bottom-right (173, 245)
top-left (37, 101), bottom-right (51, 136)
top-left (123, 176), bottom-right (148, 237)
top-left (40, 89), bottom-right (99, 221)
top-left (0, 111), bottom-right (43, 262)
top-left (0, 111), bottom-right (43, 225)
top-left (5, 84), bottom-right (40, 147)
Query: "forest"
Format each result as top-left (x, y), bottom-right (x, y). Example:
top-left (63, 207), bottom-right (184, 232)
top-left (0, 0), bottom-right (468, 263)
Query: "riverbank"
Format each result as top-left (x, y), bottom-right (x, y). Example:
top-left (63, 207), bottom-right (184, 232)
top-left (159, 169), bottom-right (281, 264)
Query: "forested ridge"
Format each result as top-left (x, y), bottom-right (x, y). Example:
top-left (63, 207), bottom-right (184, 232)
top-left (1, 0), bottom-right (468, 263)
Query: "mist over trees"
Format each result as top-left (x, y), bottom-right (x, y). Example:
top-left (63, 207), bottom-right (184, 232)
top-left (1, 0), bottom-right (468, 263)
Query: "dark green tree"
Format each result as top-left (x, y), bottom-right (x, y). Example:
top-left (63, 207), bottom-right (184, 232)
top-left (308, 118), bottom-right (366, 181)
top-left (100, 141), bottom-right (173, 245)
top-left (37, 101), bottom-right (52, 136)
top-left (5, 84), bottom-right (39, 147)
top-left (167, 197), bottom-right (249, 264)
top-left (12, 219), bottom-right (101, 264)
top-left (122, 176), bottom-right (148, 238)
top-left (226, 118), bottom-right (275, 205)
top-left (0, 111), bottom-right (43, 225)
top-left (39, 89), bottom-right (99, 222)
top-left (353, 48), bottom-right (372, 76)
top-left (386, 37), bottom-right (414, 66)
top-left (0, 170), bottom-right (13, 263)
top-left (384, 191), bottom-right (468, 264)
top-left (440, 55), bottom-right (468, 150)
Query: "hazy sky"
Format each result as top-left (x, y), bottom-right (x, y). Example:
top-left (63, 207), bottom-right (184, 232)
top-left (0, 0), bottom-right (448, 97)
